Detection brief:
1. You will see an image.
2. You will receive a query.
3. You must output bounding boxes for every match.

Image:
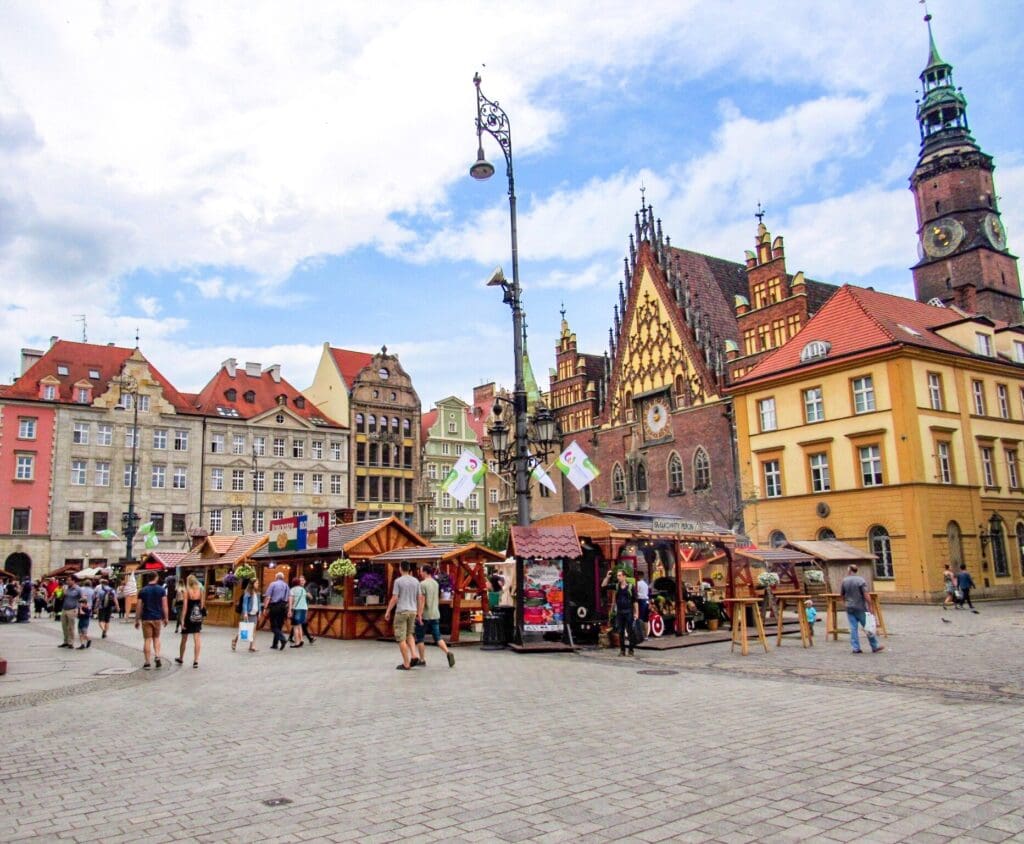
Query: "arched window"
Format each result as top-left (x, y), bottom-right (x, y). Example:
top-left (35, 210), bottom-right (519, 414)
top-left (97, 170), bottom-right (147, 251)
top-left (990, 516), bottom-right (1009, 577)
top-left (1016, 522), bottom-right (1024, 576)
top-left (355, 413), bottom-right (364, 432)
top-left (626, 463), bottom-right (636, 493)
top-left (581, 483), bottom-right (593, 505)
top-left (693, 448), bottom-right (710, 490)
top-left (668, 453), bottom-right (684, 494)
top-left (392, 417), bottom-right (400, 432)
top-left (947, 521), bottom-right (963, 568)
top-left (675, 375), bottom-right (685, 398)
top-left (769, 530), bottom-right (787, 548)
top-left (636, 462), bottom-right (648, 493)
top-left (869, 525), bottom-right (894, 579)
top-left (817, 528), bottom-right (836, 541)
top-left (612, 464), bottom-right (625, 501)
top-left (403, 418), bottom-right (411, 433)
top-left (368, 414), bottom-right (376, 434)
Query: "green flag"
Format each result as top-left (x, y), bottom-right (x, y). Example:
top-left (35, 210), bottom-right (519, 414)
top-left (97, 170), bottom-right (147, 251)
top-left (96, 529), bottom-right (119, 540)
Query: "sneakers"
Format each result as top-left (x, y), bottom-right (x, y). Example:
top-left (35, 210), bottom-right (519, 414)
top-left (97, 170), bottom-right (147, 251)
top-left (851, 649), bottom-right (863, 654)
top-left (77, 644), bottom-right (86, 650)
top-left (447, 651), bottom-right (456, 668)
top-left (143, 663), bottom-right (151, 670)
top-left (86, 640), bottom-right (91, 649)
top-left (409, 657), bottom-right (421, 667)
top-left (154, 657), bottom-right (162, 668)
top-left (395, 664), bottom-right (412, 671)
top-left (872, 645), bottom-right (886, 653)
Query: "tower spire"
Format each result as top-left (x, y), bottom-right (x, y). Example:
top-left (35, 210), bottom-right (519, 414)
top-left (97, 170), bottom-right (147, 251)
top-left (915, 10), bottom-right (973, 159)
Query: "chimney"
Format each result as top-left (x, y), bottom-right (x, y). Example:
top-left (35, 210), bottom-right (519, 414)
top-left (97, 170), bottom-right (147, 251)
top-left (244, 361), bottom-right (261, 377)
top-left (49, 335), bottom-right (58, 347)
top-left (264, 364), bottom-right (281, 383)
top-left (335, 508), bottom-right (356, 524)
top-left (222, 357), bottom-right (237, 377)
top-left (20, 348), bottom-right (44, 375)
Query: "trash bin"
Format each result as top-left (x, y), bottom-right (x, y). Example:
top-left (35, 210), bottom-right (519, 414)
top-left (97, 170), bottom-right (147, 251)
top-left (495, 605), bottom-right (516, 643)
top-left (481, 613), bottom-right (506, 650)
top-left (16, 602), bottom-right (31, 623)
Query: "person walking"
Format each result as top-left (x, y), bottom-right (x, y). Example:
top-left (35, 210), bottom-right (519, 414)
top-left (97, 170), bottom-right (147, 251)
top-left (384, 560), bottom-right (422, 671)
top-left (232, 580), bottom-right (261, 652)
top-left (76, 596), bottom-right (92, 649)
top-left (134, 571), bottom-right (168, 669)
top-left (942, 563), bottom-right (957, 610)
top-left (175, 575), bottom-right (205, 668)
top-left (163, 572), bottom-right (179, 632)
top-left (33, 580), bottom-right (47, 618)
top-left (414, 566), bottom-right (455, 668)
top-left (635, 571), bottom-right (651, 637)
top-left (121, 571), bottom-right (138, 621)
top-left (58, 577), bottom-right (82, 648)
top-left (93, 578), bottom-right (117, 638)
top-left (839, 564), bottom-right (884, 654)
top-left (612, 569), bottom-right (638, 656)
top-left (288, 576), bottom-right (313, 648)
top-left (263, 572), bottom-right (291, 651)
top-left (956, 563), bottom-right (979, 613)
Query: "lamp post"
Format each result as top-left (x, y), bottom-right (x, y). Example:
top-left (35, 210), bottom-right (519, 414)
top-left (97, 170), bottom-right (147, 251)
top-left (471, 71), bottom-right (530, 527)
top-left (252, 453), bottom-right (260, 534)
top-left (114, 367), bottom-right (141, 561)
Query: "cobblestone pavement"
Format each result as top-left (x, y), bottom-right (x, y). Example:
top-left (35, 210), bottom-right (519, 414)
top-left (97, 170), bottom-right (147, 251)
top-left (1, 602), bottom-right (1023, 843)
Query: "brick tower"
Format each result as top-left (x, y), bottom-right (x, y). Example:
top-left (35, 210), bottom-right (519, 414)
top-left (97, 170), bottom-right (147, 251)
top-left (910, 13), bottom-right (1022, 323)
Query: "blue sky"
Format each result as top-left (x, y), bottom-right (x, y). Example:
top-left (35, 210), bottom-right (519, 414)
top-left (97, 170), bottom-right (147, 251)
top-left (1, 1), bottom-right (1022, 409)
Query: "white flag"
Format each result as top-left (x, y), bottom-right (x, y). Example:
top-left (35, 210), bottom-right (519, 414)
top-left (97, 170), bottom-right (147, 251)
top-left (530, 457), bottom-right (557, 493)
top-left (440, 451), bottom-right (486, 504)
top-left (555, 440), bottom-right (601, 491)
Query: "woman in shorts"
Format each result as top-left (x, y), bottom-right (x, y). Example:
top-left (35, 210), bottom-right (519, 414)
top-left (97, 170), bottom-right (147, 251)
top-left (288, 576), bottom-right (313, 647)
top-left (942, 563), bottom-right (957, 609)
top-left (175, 575), bottom-right (204, 668)
top-left (231, 580), bottom-right (260, 653)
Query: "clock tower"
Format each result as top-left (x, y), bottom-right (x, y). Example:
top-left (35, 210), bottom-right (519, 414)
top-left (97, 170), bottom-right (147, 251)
top-left (910, 14), bottom-right (1022, 323)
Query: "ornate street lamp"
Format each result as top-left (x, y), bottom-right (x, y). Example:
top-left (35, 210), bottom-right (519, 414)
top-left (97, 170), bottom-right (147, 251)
top-left (113, 366), bottom-right (141, 561)
top-left (252, 453), bottom-right (260, 534)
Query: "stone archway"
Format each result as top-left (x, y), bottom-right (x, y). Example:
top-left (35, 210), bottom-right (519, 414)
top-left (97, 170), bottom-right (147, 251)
top-left (4, 552), bottom-right (31, 579)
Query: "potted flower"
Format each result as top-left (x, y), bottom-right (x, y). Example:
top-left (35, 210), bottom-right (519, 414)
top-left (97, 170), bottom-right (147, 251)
top-left (327, 558), bottom-right (356, 581)
top-left (357, 571), bottom-right (385, 605)
top-left (234, 563), bottom-right (256, 583)
top-left (757, 571), bottom-right (781, 589)
top-left (804, 568), bottom-right (825, 585)
top-left (436, 572), bottom-right (454, 601)
top-left (703, 599), bottom-right (722, 631)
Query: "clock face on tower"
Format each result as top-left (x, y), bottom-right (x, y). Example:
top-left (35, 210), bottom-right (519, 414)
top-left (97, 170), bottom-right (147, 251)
top-left (983, 213), bottom-right (1008, 251)
top-left (922, 217), bottom-right (965, 259)
top-left (643, 398), bottom-right (670, 439)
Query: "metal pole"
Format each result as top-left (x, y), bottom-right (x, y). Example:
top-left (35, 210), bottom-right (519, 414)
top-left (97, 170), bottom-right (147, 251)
top-left (125, 382), bottom-right (139, 561)
top-left (252, 453), bottom-right (259, 533)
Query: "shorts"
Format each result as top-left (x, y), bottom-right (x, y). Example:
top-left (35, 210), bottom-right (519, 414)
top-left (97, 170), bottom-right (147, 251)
top-left (77, 616), bottom-right (91, 633)
top-left (291, 609), bottom-right (307, 625)
top-left (415, 618), bottom-right (442, 644)
top-left (638, 599), bottom-right (650, 622)
top-left (141, 620), bottom-right (162, 640)
top-left (97, 608), bottom-right (113, 623)
top-left (393, 611), bottom-right (416, 642)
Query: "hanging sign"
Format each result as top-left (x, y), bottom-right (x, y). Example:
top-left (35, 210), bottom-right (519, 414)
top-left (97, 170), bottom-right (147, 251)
top-left (269, 514), bottom-right (307, 553)
top-left (653, 518), bottom-right (699, 535)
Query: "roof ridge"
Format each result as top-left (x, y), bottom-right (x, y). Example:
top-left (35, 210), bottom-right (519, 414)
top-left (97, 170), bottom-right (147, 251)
top-left (847, 286), bottom-right (900, 344)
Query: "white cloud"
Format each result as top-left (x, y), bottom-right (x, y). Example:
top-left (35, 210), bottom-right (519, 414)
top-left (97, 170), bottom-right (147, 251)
top-left (135, 296), bottom-right (161, 317)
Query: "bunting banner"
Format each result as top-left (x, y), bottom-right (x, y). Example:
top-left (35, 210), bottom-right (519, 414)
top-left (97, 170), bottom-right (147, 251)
top-left (529, 457), bottom-right (557, 494)
top-left (555, 440), bottom-right (601, 491)
top-left (440, 451), bottom-right (486, 504)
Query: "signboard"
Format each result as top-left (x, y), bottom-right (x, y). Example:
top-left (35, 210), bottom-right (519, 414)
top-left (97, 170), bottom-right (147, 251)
top-left (522, 560), bottom-right (564, 632)
top-left (269, 514), bottom-right (307, 553)
top-left (652, 517), bottom-right (699, 535)
top-left (306, 511), bottom-right (331, 551)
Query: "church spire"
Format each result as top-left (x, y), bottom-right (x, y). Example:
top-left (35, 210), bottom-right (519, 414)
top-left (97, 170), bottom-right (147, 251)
top-left (916, 12), bottom-right (974, 159)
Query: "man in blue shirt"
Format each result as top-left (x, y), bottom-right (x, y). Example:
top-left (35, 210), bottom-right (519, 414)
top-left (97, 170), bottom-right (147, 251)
top-left (955, 564), bottom-right (979, 613)
top-left (134, 571), bottom-right (168, 669)
top-left (59, 577), bottom-right (82, 648)
top-left (264, 572), bottom-right (292, 651)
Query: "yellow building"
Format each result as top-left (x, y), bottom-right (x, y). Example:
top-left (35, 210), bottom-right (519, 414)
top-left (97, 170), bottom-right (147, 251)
top-left (729, 285), bottom-right (1024, 601)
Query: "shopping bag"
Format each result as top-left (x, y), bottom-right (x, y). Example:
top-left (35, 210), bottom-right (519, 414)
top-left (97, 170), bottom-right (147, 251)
top-left (864, 612), bottom-right (877, 635)
top-left (633, 618), bottom-right (646, 645)
top-left (954, 588), bottom-right (964, 601)
top-left (238, 621), bottom-right (255, 642)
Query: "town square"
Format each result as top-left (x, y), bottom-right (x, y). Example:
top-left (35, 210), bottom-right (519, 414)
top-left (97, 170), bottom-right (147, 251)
top-left (2, 1), bottom-right (1024, 841)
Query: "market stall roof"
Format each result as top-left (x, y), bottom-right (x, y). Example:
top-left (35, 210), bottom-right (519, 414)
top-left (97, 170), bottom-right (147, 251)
top-left (250, 517), bottom-right (429, 561)
top-left (785, 540), bottom-right (876, 562)
top-left (45, 563), bottom-right (82, 578)
top-left (507, 525), bottom-right (581, 559)
top-left (735, 547), bottom-right (816, 565)
top-left (177, 533), bottom-right (268, 569)
top-left (371, 543), bottom-right (505, 564)
top-left (534, 507), bottom-right (734, 542)
top-left (139, 551), bottom-right (190, 569)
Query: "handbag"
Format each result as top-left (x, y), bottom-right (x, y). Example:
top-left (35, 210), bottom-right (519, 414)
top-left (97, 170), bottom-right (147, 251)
top-left (238, 621), bottom-right (255, 642)
top-left (188, 601), bottom-right (204, 624)
top-left (864, 611), bottom-right (877, 635)
top-left (954, 588), bottom-right (964, 601)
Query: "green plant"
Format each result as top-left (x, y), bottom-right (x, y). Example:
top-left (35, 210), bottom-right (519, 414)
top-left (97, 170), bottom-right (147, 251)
top-left (327, 558), bottom-right (356, 579)
top-left (804, 569), bottom-right (825, 584)
top-left (757, 571), bottom-right (780, 588)
top-left (703, 601), bottom-right (721, 620)
top-left (453, 529), bottom-right (475, 545)
top-left (483, 522), bottom-right (510, 552)
top-left (234, 563), bottom-right (256, 581)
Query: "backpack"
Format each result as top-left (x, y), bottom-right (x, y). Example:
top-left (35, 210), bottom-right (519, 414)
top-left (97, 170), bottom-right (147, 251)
top-left (102, 588), bottom-right (114, 609)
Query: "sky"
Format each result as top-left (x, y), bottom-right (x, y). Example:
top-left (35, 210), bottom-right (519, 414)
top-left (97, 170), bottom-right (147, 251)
top-left (2, 1), bottom-right (1023, 412)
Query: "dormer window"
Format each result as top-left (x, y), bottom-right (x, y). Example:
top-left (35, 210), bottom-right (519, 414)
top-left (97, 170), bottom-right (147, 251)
top-left (243, 391), bottom-right (255, 403)
top-left (76, 387), bottom-right (91, 404)
top-left (225, 388), bottom-right (237, 402)
top-left (57, 365), bottom-right (69, 376)
top-left (277, 395), bottom-right (287, 406)
top-left (43, 384), bottom-right (57, 400)
top-left (975, 332), bottom-right (994, 357)
top-left (88, 369), bottom-right (100, 380)
top-left (294, 396), bottom-right (305, 409)
top-left (799, 340), bottom-right (831, 363)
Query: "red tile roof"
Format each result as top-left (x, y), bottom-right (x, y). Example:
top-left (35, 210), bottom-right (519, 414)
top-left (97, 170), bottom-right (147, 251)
top-left (193, 362), bottom-right (344, 427)
top-left (733, 285), bottom-right (976, 385)
top-left (3, 340), bottom-right (196, 413)
top-left (178, 533), bottom-right (268, 568)
top-left (421, 408), bottom-right (438, 444)
top-left (465, 405), bottom-right (486, 442)
top-left (329, 348), bottom-right (375, 390)
top-left (508, 526), bottom-right (581, 559)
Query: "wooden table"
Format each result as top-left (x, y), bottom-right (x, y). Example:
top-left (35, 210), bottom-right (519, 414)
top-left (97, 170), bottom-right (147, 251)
top-left (724, 597), bottom-right (768, 656)
top-left (774, 593), bottom-right (812, 648)
top-left (825, 591), bottom-right (888, 640)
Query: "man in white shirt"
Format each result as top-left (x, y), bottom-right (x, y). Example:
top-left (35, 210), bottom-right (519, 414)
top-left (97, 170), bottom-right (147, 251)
top-left (384, 561), bottom-right (423, 671)
top-left (636, 572), bottom-right (651, 637)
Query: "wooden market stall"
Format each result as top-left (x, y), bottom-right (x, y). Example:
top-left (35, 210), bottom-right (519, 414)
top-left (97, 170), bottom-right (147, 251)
top-left (533, 507), bottom-right (737, 638)
top-left (507, 525), bottom-right (582, 651)
top-left (175, 533), bottom-right (268, 626)
top-left (731, 546), bottom-right (819, 597)
top-left (784, 540), bottom-right (876, 594)
top-left (248, 516), bottom-right (431, 640)
top-left (369, 543), bottom-right (506, 643)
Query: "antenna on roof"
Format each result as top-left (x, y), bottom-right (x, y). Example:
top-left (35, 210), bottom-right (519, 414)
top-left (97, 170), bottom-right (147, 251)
top-left (74, 314), bottom-right (87, 343)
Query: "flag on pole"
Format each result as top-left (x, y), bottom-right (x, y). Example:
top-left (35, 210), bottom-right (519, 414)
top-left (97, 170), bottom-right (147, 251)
top-left (555, 440), bottom-right (601, 490)
top-left (440, 451), bottom-right (486, 504)
top-left (137, 521), bottom-right (154, 535)
top-left (144, 531), bottom-right (159, 549)
top-left (96, 529), bottom-right (120, 540)
top-left (529, 457), bottom-right (557, 494)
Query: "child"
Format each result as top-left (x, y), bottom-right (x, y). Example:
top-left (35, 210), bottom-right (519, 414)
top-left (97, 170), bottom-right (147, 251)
top-left (804, 598), bottom-right (817, 639)
top-left (77, 598), bottom-right (92, 649)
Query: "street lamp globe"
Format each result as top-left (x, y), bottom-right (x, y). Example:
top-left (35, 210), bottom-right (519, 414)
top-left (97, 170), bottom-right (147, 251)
top-left (533, 403), bottom-right (558, 447)
top-left (488, 415), bottom-right (510, 455)
top-left (470, 147), bottom-right (495, 180)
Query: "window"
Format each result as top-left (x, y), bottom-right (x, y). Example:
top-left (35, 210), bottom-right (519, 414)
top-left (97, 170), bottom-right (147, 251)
top-left (71, 460), bottom-right (87, 485)
top-left (151, 513), bottom-right (164, 533)
top-left (610, 464), bottom-right (625, 500)
top-left (800, 340), bottom-right (831, 362)
top-left (809, 453), bottom-right (831, 493)
top-left (448, 419), bottom-right (457, 433)
top-left (76, 387), bottom-right (90, 404)
top-left (803, 388), bottom-right (824, 423)
top-left (356, 442), bottom-right (366, 466)
top-left (73, 422), bottom-right (90, 444)
top-left (470, 519), bottom-right (479, 535)
top-left (210, 433), bottom-right (225, 453)
top-left (272, 510), bottom-right (284, 521)
top-left (636, 462), bottom-right (648, 493)
top-left (209, 510), bottom-right (223, 532)
top-left (253, 436), bottom-right (266, 457)
top-left (18, 418), bottom-right (36, 439)
top-left (927, 373), bottom-right (944, 411)
top-left (232, 435), bottom-right (246, 455)
top-left (252, 510), bottom-right (265, 532)
top-left (937, 442), bottom-right (953, 484)
top-left (95, 461), bottom-right (110, 487)
top-left (441, 518), bottom-right (452, 535)
top-left (1007, 449), bottom-right (1019, 489)
top-left (273, 437), bottom-right (285, 457)
top-left (997, 384), bottom-right (1010, 419)
top-left (312, 440), bottom-right (323, 459)
top-left (120, 393), bottom-right (133, 410)
top-left (368, 414), bottom-right (376, 434)
top-left (859, 445), bottom-right (883, 487)
top-left (455, 518), bottom-right (466, 533)
top-left (817, 528), bottom-right (836, 541)
top-left (356, 476), bottom-right (366, 501)
top-left (231, 469), bottom-right (245, 492)
top-left (43, 384), bottom-right (57, 400)
top-left (763, 460), bottom-right (782, 498)
top-left (972, 380), bottom-right (986, 416)
top-left (137, 395), bottom-right (150, 412)
top-left (852, 376), bottom-right (875, 414)
top-left (490, 518), bottom-right (499, 531)
top-left (151, 465), bottom-right (166, 488)
top-left (231, 509), bottom-right (244, 532)
top-left (981, 446), bottom-right (997, 487)
top-left (171, 514), bottom-right (186, 534)
top-left (869, 526), bottom-right (894, 579)
top-left (244, 390), bottom-right (256, 404)
top-left (211, 468), bottom-right (224, 490)
top-left (990, 518), bottom-right (1009, 577)
top-left (123, 465), bottom-right (138, 488)
top-left (769, 530), bottom-right (787, 548)
top-left (125, 427), bottom-right (138, 449)
top-left (172, 467), bottom-right (187, 489)
top-left (442, 443), bottom-right (450, 456)
top-left (442, 492), bottom-right (452, 509)
top-left (427, 463), bottom-right (437, 480)
top-left (92, 512), bottom-right (108, 532)
top-left (15, 454), bottom-right (34, 481)
top-left (693, 448), bottom-right (710, 491)
top-left (330, 474), bottom-right (342, 495)
top-left (356, 413), bottom-right (365, 432)
top-left (97, 424), bottom-right (113, 446)
top-left (68, 511), bottom-right (85, 534)
top-left (489, 488), bottom-right (498, 504)
top-left (758, 398), bottom-right (777, 432)
top-left (330, 441), bottom-right (342, 460)
top-left (153, 429), bottom-right (167, 449)
top-left (12, 508), bottom-right (30, 534)
top-left (975, 332), bottom-right (994, 357)
top-left (454, 445), bottom-right (463, 456)
top-left (173, 429), bottom-right (188, 451)
top-left (312, 474), bottom-right (324, 494)
top-left (253, 470), bottom-right (265, 493)
top-left (273, 471), bottom-right (285, 493)
top-left (293, 473), bottom-right (305, 493)
top-left (292, 438), bottom-right (305, 458)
